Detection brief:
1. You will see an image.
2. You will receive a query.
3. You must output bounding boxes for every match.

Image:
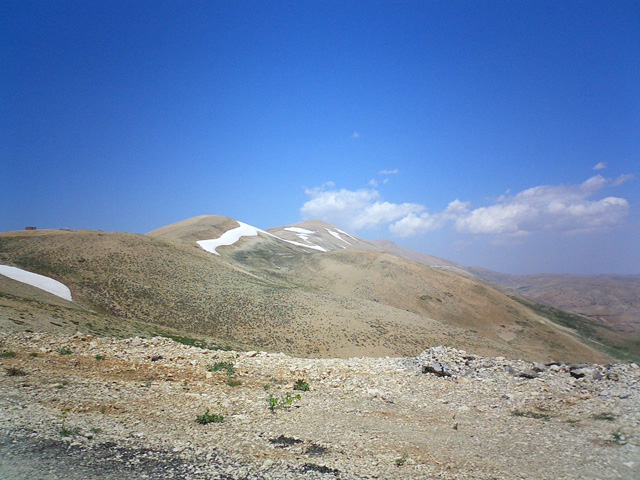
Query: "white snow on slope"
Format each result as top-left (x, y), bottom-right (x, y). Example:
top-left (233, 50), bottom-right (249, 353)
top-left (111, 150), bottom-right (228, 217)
top-left (326, 228), bottom-right (352, 245)
top-left (197, 222), bottom-right (262, 255)
top-left (197, 221), bottom-right (327, 255)
top-left (284, 227), bottom-right (316, 234)
top-left (296, 234), bottom-right (310, 241)
top-left (0, 265), bottom-right (73, 301)
top-left (336, 228), bottom-right (358, 241)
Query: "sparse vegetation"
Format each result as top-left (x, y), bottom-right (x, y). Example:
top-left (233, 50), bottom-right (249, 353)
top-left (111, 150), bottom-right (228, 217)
top-left (57, 347), bottom-right (72, 355)
top-left (512, 410), bottom-right (551, 420)
top-left (293, 379), bottom-right (310, 391)
top-left (609, 430), bottom-right (626, 445)
top-left (268, 391), bottom-right (301, 412)
top-left (395, 455), bottom-right (408, 467)
top-left (5, 367), bottom-right (26, 376)
top-left (0, 351), bottom-right (16, 358)
top-left (226, 378), bottom-right (242, 387)
top-left (196, 409), bottom-right (224, 424)
top-left (208, 361), bottom-right (235, 376)
top-left (94, 354), bottom-right (105, 361)
top-left (592, 412), bottom-right (617, 422)
top-left (59, 410), bottom-right (80, 437)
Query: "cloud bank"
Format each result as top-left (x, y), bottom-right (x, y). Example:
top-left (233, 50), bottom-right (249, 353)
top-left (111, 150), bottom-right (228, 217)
top-left (300, 174), bottom-right (632, 238)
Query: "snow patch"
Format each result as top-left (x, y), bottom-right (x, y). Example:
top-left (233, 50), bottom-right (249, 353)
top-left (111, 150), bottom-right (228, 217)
top-left (284, 227), bottom-right (316, 234)
top-left (336, 228), bottom-right (358, 241)
top-left (197, 222), bottom-right (261, 255)
top-left (296, 234), bottom-right (310, 241)
top-left (198, 221), bottom-right (327, 255)
top-left (0, 265), bottom-right (73, 301)
top-left (326, 228), bottom-right (352, 246)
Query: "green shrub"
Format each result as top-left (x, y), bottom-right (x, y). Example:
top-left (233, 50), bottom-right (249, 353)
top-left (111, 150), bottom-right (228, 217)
top-left (395, 455), bottom-right (408, 467)
top-left (0, 351), bottom-right (16, 358)
top-left (293, 379), bottom-right (310, 391)
top-left (196, 409), bottom-right (224, 424)
top-left (57, 348), bottom-right (72, 355)
top-left (208, 361), bottom-right (235, 376)
top-left (267, 392), bottom-right (301, 412)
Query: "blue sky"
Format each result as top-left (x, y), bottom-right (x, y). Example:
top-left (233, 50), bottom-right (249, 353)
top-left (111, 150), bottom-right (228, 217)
top-left (2, 1), bottom-right (638, 274)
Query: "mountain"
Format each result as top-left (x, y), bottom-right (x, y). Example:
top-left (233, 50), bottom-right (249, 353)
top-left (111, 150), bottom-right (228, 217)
top-left (370, 239), bottom-right (472, 277)
top-left (1, 216), bottom-right (636, 363)
top-left (468, 268), bottom-right (640, 338)
top-left (267, 220), bottom-right (382, 252)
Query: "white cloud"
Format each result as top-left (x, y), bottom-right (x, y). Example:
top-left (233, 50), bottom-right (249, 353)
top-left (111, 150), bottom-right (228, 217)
top-left (455, 175), bottom-right (629, 236)
top-left (351, 132), bottom-right (360, 139)
top-left (612, 173), bottom-right (634, 186)
top-left (379, 169), bottom-right (398, 175)
top-left (368, 179), bottom-right (378, 187)
top-left (593, 162), bottom-right (607, 170)
top-left (300, 175), bottom-right (631, 239)
top-left (301, 187), bottom-right (423, 230)
top-left (382, 178), bottom-right (389, 185)
top-left (389, 199), bottom-right (470, 237)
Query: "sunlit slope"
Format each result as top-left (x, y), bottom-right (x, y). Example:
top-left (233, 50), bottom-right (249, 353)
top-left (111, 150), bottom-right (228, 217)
top-left (0, 224), bottom-right (613, 362)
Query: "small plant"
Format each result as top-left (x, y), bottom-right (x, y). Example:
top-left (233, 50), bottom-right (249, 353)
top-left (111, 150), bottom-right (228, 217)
top-left (90, 427), bottom-right (102, 434)
top-left (57, 348), bottom-right (72, 355)
top-left (610, 430), bottom-right (626, 445)
top-left (263, 383), bottom-right (270, 391)
top-left (59, 426), bottom-right (80, 437)
top-left (94, 355), bottom-right (105, 361)
top-left (395, 455), bottom-right (408, 467)
top-left (226, 378), bottom-right (242, 387)
top-left (208, 361), bottom-right (235, 376)
top-left (293, 379), bottom-right (310, 391)
top-left (512, 410), bottom-right (550, 420)
top-left (59, 410), bottom-right (80, 437)
top-left (592, 412), bottom-right (617, 422)
top-left (0, 351), bottom-right (16, 358)
top-left (29, 352), bottom-right (38, 358)
top-left (196, 409), bottom-right (224, 424)
top-left (5, 367), bottom-right (26, 376)
top-left (267, 392), bottom-right (301, 412)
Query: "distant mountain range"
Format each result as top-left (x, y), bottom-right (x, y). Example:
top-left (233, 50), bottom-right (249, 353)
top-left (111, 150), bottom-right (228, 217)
top-left (1, 215), bottom-right (638, 363)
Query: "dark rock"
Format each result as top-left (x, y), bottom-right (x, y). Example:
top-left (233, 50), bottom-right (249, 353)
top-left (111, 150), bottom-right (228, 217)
top-left (269, 435), bottom-right (302, 448)
top-left (519, 370), bottom-right (538, 379)
top-left (422, 363), bottom-right (453, 377)
top-left (570, 368), bottom-right (593, 379)
top-left (300, 463), bottom-right (340, 475)
top-left (533, 364), bottom-right (546, 373)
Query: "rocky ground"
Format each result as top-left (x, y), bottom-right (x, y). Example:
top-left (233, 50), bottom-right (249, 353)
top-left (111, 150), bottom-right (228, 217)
top-left (0, 332), bottom-right (638, 479)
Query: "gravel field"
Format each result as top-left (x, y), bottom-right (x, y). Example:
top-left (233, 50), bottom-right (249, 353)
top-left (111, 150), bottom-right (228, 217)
top-left (1, 332), bottom-right (639, 479)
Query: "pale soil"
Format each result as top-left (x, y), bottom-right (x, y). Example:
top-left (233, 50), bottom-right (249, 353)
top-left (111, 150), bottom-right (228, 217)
top-left (1, 333), bottom-right (638, 479)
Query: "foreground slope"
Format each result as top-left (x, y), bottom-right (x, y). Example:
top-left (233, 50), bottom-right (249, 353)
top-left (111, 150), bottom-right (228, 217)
top-left (1, 332), bottom-right (638, 480)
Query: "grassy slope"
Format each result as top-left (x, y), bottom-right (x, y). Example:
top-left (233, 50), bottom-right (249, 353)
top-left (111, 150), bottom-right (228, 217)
top-left (510, 295), bottom-right (640, 363)
top-left (0, 228), bottom-right (617, 362)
